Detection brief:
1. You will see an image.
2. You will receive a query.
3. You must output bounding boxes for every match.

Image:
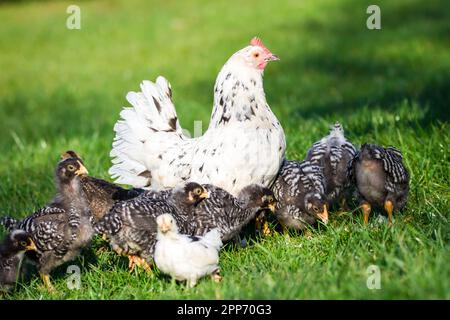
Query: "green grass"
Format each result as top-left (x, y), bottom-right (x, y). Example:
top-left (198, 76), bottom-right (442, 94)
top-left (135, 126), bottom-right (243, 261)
top-left (0, 0), bottom-right (449, 299)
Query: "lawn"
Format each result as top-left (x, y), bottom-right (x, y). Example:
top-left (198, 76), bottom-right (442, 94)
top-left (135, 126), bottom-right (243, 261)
top-left (0, 0), bottom-right (449, 299)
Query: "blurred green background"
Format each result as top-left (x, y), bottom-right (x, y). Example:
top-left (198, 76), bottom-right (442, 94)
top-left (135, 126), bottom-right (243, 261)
top-left (0, 0), bottom-right (448, 299)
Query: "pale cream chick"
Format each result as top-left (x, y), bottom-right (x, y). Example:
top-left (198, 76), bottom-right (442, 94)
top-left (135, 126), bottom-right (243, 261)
top-left (154, 214), bottom-right (222, 288)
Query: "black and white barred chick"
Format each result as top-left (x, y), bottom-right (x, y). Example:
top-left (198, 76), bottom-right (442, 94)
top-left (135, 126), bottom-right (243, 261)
top-left (61, 151), bottom-right (144, 221)
top-left (140, 182), bottom-right (207, 213)
top-left (305, 122), bottom-right (356, 208)
top-left (272, 160), bottom-right (328, 231)
top-left (0, 230), bottom-right (36, 292)
top-left (0, 157), bottom-right (94, 291)
top-left (186, 184), bottom-right (276, 241)
top-left (94, 182), bottom-right (208, 273)
top-left (349, 144), bottom-right (409, 225)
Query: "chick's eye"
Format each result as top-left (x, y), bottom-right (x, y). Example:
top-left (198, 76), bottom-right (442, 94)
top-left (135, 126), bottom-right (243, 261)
top-left (194, 188), bottom-right (202, 195)
top-left (313, 206), bottom-right (319, 213)
top-left (20, 241), bottom-right (27, 247)
top-left (67, 164), bottom-right (75, 171)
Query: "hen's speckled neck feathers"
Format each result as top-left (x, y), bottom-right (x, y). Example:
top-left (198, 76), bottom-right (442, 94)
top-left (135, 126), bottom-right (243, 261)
top-left (209, 56), bottom-right (271, 128)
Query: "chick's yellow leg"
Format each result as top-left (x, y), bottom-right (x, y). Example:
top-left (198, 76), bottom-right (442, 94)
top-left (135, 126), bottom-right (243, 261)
top-left (255, 214), bottom-right (271, 236)
top-left (211, 269), bottom-right (222, 283)
top-left (40, 273), bottom-right (55, 293)
top-left (128, 255), bottom-right (153, 274)
top-left (262, 221), bottom-right (271, 236)
top-left (384, 200), bottom-right (394, 226)
top-left (361, 203), bottom-right (371, 225)
top-left (128, 255), bottom-right (139, 272)
top-left (136, 257), bottom-right (153, 275)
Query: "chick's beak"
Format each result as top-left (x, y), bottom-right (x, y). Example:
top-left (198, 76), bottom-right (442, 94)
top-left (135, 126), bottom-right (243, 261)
top-left (75, 161), bottom-right (89, 176)
top-left (200, 190), bottom-right (210, 199)
top-left (159, 223), bottom-right (171, 234)
top-left (26, 240), bottom-right (37, 252)
top-left (317, 205), bottom-right (329, 224)
top-left (268, 202), bottom-right (276, 213)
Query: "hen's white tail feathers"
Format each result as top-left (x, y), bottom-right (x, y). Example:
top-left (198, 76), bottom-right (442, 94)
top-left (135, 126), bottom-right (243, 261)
top-left (201, 228), bottom-right (223, 251)
top-left (109, 76), bottom-right (183, 187)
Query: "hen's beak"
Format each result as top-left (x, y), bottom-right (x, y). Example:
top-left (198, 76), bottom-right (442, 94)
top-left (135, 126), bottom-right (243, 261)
top-left (317, 205), bottom-right (329, 224)
top-left (26, 240), bottom-right (37, 252)
top-left (75, 161), bottom-right (89, 176)
top-left (266, 54), bottom-right (280, 61)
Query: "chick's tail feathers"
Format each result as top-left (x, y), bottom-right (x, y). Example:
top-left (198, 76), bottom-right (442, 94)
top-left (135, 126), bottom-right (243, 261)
top-left (109, 76), bottom-right (184, 188)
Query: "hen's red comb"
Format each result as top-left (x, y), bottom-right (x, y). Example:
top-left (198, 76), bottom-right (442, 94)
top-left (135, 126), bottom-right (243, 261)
top-left (250, 37), bottom-right (271, 54)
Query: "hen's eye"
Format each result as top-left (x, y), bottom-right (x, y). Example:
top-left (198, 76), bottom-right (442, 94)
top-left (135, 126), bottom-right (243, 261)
top-left (194, 188), bottom-right (202, 195)
top-left (20, 241), bottom-right (27, 247)
top-left (67, 164), bottom-right (75, 171)
top-left (253, 52), bottom-right (260, 58)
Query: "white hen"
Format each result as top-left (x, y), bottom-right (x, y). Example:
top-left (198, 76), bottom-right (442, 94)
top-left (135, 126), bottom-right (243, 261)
top-left (154, 214), bottom-right (222, 288)
top-left (109, 38), bottom-right (286, 196)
